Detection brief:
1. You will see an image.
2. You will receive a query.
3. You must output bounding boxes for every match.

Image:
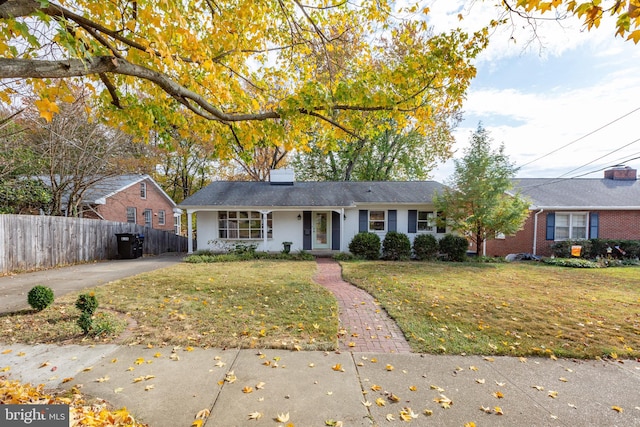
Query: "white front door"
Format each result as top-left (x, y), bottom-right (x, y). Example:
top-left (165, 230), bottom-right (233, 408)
top-left (313, 212), bottom-right (330, 249)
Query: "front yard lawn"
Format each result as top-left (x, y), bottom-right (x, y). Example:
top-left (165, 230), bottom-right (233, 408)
top-left (0, 261), bottom-right (338, 350)
top-left (341, 261), bottom-right (640, 359)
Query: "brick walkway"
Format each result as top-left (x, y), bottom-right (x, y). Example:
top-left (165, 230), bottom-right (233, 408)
top-left (313, 258), bottom-right (412, 353)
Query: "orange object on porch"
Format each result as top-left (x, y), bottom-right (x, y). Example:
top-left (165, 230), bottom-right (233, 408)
top-left (571, 245), bottom-right (582, 257)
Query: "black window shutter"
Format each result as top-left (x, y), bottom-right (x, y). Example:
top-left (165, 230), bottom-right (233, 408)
top-left (589, 212), bottom-right (599, 239)
top-left (436, 211), bottom-right (446, 234)
top-left (388, 210), bottom-right (397, 232)
top-left (408, 210), bottom-right (417, 233)
top-left (359, 210), bottom-right (368, 232)
top-left (546, 212), bottom-right (555, 240)
top-left (331, 211), bottom-right (340, 250)
top-left (303, 211), bottom-right (312, 250)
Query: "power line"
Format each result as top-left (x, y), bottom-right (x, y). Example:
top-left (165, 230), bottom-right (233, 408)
top-left (556, 136), bottom-right (640, 179)
top-left (518, 105), bottom-right (640, 169)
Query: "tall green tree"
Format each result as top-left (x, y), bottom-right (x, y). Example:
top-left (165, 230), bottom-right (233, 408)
top-left (434, 124), bottom-right (529, 255)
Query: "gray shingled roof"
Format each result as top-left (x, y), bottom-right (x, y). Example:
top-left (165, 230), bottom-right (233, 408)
top-left (512, 178), bottom-right (640, 208)
top-left (179, 181), bottom-right (446, 208)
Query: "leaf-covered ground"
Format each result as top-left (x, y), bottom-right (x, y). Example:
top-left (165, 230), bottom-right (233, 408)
top-left (340, 261), bottom-right (640, 359)
top-left (0, 261), bottom-right (338, 350)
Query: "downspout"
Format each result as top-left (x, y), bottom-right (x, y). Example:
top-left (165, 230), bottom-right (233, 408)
top-left (187, 210), bottom-right (194, 253)
top-left (341, 208), bottom-right (345, 252)
top-left (532, 208), bottom-right (544, 256)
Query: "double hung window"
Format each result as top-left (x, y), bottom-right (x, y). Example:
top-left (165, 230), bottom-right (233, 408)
top-left (219, 211), bottom-right (272, 239)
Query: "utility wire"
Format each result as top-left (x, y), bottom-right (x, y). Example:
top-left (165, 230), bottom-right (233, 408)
top-left (555, 136), bottom-right (640, 179)
top-left (518, 105), bottom-right (640, 169)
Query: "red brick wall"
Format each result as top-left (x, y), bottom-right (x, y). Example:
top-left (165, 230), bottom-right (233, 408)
top-left (92, 178), bottom-right (176, 232)
top-left (486, 210), bottom-right (640, 257)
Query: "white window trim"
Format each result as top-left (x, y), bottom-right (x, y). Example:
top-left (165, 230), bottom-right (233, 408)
top-left (158, 210), bottom-right (166, 225)
top-left (417, 210), bottom-right (436, 233)
top-left (140, 182), bottom-right (147, 199)
top-left (143, 209), bottom-right (152, 227)
top-left (126, 207), bottom-right (136, 223)
top-left (368, 210), bottom-right (386, 232)
top-left (218, 210), bottom-right (273, 240)
top-left (554, 212), bottom-right (589, 241)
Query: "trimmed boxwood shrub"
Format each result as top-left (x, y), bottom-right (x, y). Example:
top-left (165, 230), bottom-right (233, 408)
top-left (413, 234), bottom-right (439, 261)
top-left (27, 285), bottom-right (54, 311)
top-left (76, 293), bottom-right (99, 315)
top-left (349, 232), bottom-right (381, 260)
top-left (382, 231), bottom-right (411, 260)
top-left (438, 234), bottom-right (468, 262)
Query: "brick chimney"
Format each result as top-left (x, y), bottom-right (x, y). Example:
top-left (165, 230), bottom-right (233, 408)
top-left (604, 166), bottom-right (637, 181)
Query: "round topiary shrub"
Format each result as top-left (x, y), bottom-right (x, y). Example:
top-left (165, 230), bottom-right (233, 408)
top-left (76, 293), bottom-right (99, 316)
top-left (27, 285), bottom-right (54, 311)
top-left (382, 231), bottom-right (411, 260)
top-left (413, 234), bottom-right (439, 260)
top-left (438, 234), bottom-right (469, 262)
top-left (348, 232), bottom-right (381, 260)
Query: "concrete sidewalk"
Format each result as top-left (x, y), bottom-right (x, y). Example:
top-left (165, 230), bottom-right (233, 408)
top-left (0, 253), bottom-right (184, 314)
top-left (1, 343), bottom-right (639, 426)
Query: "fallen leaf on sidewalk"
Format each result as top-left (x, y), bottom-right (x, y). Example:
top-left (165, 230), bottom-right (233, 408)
top-left (248, 411), bottom-right (262, 420)
top-left (612, 406), bottom-right (623, 413)
top-left (276, 412), bottom-right (290, 422)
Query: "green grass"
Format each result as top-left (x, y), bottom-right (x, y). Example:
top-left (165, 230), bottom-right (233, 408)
top-left (0, 261), bottom-right (338, 350)
top-left (340, 261), bottom-right (640, 359)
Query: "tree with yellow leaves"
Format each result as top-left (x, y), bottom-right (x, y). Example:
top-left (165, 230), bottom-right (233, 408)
top-left (0, 0), bottom-right (487, 159)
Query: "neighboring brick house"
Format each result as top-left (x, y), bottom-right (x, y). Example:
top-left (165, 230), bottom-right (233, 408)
top-left (486, 166), bottom-right (640, 257)
top-left (76, 174), bottom-right (181, 234)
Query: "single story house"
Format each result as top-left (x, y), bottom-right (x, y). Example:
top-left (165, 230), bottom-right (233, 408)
top-left (179, 169), bottom-right (448, 254)
top-left (486, 166), bottom-right (640, 257)
top-left (43, 174), bottom-right (182, 234)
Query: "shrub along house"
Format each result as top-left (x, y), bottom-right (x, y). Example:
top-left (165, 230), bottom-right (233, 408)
top-left (485, 166), bottom-right (640, 257)
top-left (179, 169), bottom-right (448, 254)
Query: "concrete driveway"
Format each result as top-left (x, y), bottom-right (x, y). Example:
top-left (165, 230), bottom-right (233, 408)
top-left (0, 253), bottom-right (185, 314)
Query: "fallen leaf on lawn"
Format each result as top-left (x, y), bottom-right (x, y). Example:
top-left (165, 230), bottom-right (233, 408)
top-left (95, 376), bottom-right (110, 383)
top-left (423, 409), bottom-right (433, 416)
top-left (612, 406), bottom-right (623, 413)
top-left (275, 412), bottom-right (290, 422)
top-left (371, 384), bottom-right (382, 391)
top-left (256, 381), bottom-right (265, 390)
top-left (332, 363), bottom-right (345, 372)
top-left (494, 406), bottom-right (504, 415)
top-left (385, 413), bottom-right (395, 421)
top-left (475, 379), bottom-right (485, 384)
top-left (144, 385), bottom-right (154, 391)
top-left (493, 391), bottom-right (504, 399)
top-left (248, 411), bottom-right (262, 420)
top-left (548, 391), bottom-right (558, 398)
top-left (376, 397), bottom-right (386, 407)
top-left (400, 407), bottom-right (418, 421)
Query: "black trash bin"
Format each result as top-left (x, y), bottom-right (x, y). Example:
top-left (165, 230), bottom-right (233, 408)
top-left (136, 234), bottom-right (144, 258)
top-left (116, 233), bottom-right (138, 259)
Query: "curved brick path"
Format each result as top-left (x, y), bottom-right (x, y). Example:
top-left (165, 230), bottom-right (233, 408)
top-left (313, 258), bottom-right (412, 353)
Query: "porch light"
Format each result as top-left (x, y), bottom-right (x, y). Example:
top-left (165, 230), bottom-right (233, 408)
top-left (297, 214), bottom-right (302, 220)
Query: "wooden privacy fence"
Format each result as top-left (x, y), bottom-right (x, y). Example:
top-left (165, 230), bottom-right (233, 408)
top-left (0, 214), bottom-right (192, 274)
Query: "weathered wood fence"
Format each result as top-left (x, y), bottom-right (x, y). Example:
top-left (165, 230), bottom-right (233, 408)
top-left (0, 214), bottom-right (193, 274)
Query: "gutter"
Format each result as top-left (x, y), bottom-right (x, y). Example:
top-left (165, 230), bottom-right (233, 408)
top-left (532, 208), bottom-right (544, 256)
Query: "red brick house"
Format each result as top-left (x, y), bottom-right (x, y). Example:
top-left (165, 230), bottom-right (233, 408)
top-left (486, 166), bottom-right (640, 257)
top-left (77, 174), bottom-right (181, 234)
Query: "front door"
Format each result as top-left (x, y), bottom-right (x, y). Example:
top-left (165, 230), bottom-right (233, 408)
top-left (313, 212), bottom-right (330, 249)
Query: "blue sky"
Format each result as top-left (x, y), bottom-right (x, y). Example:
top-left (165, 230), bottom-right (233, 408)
top-left (422, 1), bottom-right (640, 182)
